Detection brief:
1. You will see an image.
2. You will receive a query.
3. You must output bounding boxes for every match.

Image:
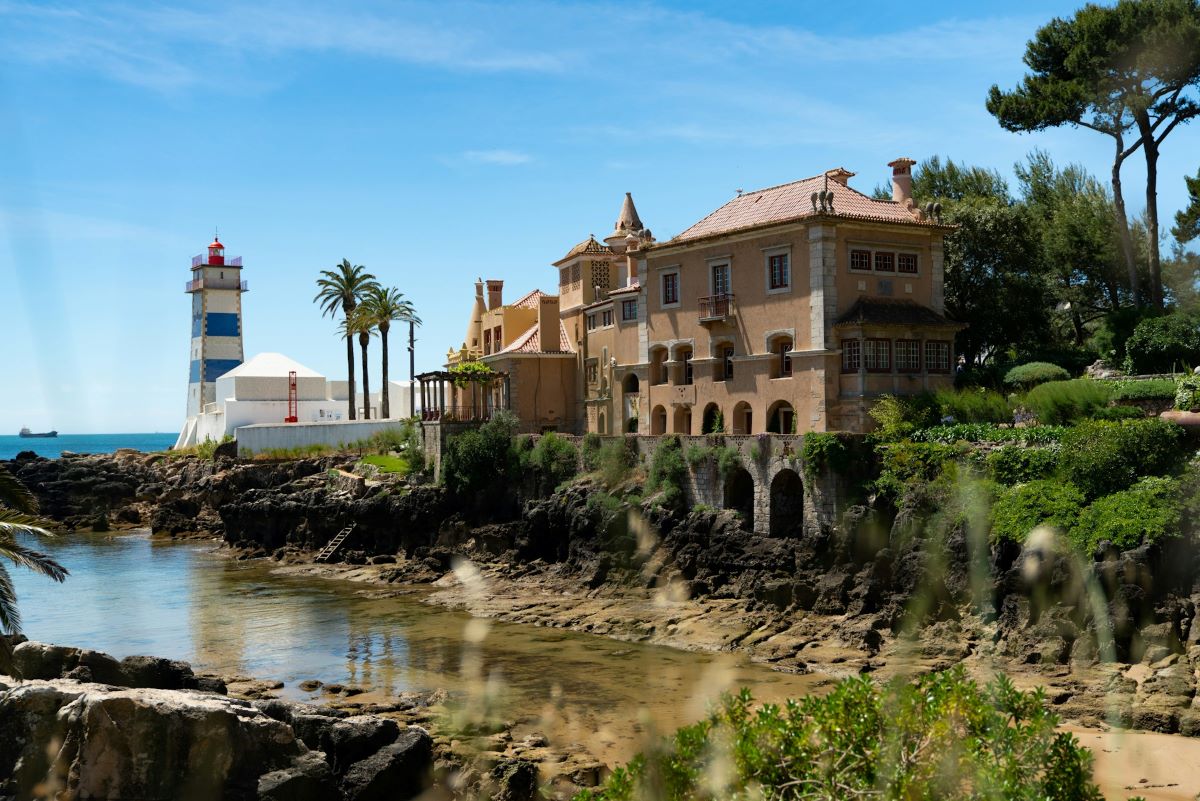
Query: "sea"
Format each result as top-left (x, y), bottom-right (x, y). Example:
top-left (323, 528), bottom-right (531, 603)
top-left (0, 433), bottom-right (178, 460)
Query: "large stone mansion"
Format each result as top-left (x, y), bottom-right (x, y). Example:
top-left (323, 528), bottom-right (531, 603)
top-left (436, 158), bottom-right (963, 436)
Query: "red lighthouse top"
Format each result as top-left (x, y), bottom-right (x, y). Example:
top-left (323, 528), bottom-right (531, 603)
top-left (207, 237), bottom-right (225, 265)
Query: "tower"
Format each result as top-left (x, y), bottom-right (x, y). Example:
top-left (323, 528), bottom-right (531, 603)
top-left (185, 237), bottom-right (247, 417)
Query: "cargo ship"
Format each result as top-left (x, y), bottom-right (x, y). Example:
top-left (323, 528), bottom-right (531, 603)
top-left (18, 427), bottom-right (58, 438)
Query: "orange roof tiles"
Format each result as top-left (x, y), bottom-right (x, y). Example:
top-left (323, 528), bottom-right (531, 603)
top-left (670, 173), bottom-right (929, 243)
top-left (493, 320), bottom-right (574, 355)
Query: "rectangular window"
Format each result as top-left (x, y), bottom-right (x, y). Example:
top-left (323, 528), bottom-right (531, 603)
top-left (621, 299), bottom-right (637, 321)
top-left (483, 329), bottom-right (492, 355)
top-left (898, 253), bottom-right (918, 274)
top-left (864, 338), bottom-right (891, 372)
top-left (850, 249), bottom-right (871, 271)
top-left (768, 253), bottom-right (790, 289)
top-left (559, 267), bottom-right (569, 288)
top-left (711, 263), bottom-right (730, 295)
top-left (722, 346), bottom-right (734, 381)
top-left (842, 338), bottom-right (861, 373)
top-left (874, 252), bottom-right (895, 272)
top-left (926, 340), bottom-right (951, 373)
top-left (779, 340), bottom-right (793, 377)
top-left (586, 361), bottom-right (598, 384)
top-left (570, 264), bottom-right (581, 288)
top-left (602, 309), bottom-right (613, 327)
top-left (896, 339), bottom-right (921, 372)
top-left (586, 314), bottom-right (597, 331)
top-left (683, 351), bottom-right (694, 385)
top-left (494, 326), bottom-right (502, 348)
top-left (662, 272), bottom-right (679, 305)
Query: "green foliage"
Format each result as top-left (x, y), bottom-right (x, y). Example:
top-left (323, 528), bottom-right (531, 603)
top-left (447, 359), bottom-right (495, 388)
top-left (986, 446), bottom-right (1059, 485)
top-left (647, 436), bottom-right (688, 509)
top-left (1004, 361), bottom-right (1070, 388)
top-left (581, 432), bottom-right (603, 471)
top-left (1124, 314), bottom-right (1200, 374)
top-left (875, 441), bottom-right (961, 498)
top-left (1110, 378), bottom-right (1179, 401)
top-left (360, 454), bottom-right (411, 475)
top-left (1059, 419), bottom-right (1186, 499)
top-left (868, 394), bottom-right (920, 441)
top-left (1175, 375), bottom-right (1200, 411)
top-left (0, 464), bottom-right (69, 636)
top-left (524, 432), bottom-right (579, 492)
top-left (991, 480), bottom-right (1085, 544)
top-left (935, 388), bottom-right (1013, 424)
top-left (1023, 379), bottom-right (1112, 424)
top-left (714, 445), bottom-right (741, 480)
top-left (596, 439), bottom-right (637, 489)
top-left (1176, 167), bottom-right (1200, 244)
top-left (1072, 477), bottom-right (1183, 554)
top-left (801, 432), bottom-right (849, 478)
top-left (440, 411), bottom-right (519, 498)
top-left (1089, 405), bottom-right (1145, 421)
top-left (576, 667), bottom-right (1107, 801)
top-left (911, 423), bottom-right (1067, 445)
top-left (702, 408), bottom-right (725, 434)
top-left (194, 434), bottom-right (233, 460)
top-left (684, 443), bottom-right (710, 467)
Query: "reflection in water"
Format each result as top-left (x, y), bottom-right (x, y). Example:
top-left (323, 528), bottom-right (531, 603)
top-left (13, 531), bottom-right (821, 763)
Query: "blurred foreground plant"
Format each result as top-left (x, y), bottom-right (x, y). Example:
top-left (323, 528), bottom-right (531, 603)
top-left (0, 464), bottom-right (68, 640)
top-left (576, 666), bottom-right (1123, 801)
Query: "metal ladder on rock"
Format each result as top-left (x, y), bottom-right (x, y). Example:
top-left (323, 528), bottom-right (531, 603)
top-left (314, 523), bottom-right (356, 563)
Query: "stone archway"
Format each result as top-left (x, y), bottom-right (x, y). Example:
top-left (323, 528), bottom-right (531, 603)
top-left (766, 400), bottom-right (795, 434)
top-left (651, 405), bottom-right (667, 435)
top-left (769, 467), bottom-right (804, 537)
top-left (701, 402), bottom-right (723, 434)
top-left (672, 406), bottom-right (692, 434)
top-left (732, 401), bottom-right (752, 435)
top-left (723, 466), bottom-right (755, 530)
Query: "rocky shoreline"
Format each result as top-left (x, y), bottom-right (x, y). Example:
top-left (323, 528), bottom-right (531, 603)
top-left (7, 449), bottom-right (1200, 776)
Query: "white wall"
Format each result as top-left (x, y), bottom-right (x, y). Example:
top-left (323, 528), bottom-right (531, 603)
top-left (236, 419), bottom-right (411, 456)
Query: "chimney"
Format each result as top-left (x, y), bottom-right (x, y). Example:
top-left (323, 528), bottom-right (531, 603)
top-left (486, 279), bottom-right (504, 310)
top-left (538, 295), bottom-right (560, 352)
top-left (826, 167), bottom-right (854, 186)
top-left (888, 158), bottom-right (916, 206)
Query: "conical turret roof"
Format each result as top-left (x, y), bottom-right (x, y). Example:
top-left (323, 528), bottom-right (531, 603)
top-left (614, 192), bottom-right (643, 232)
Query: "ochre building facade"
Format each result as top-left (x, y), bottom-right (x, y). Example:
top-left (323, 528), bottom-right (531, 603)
top-left (445, 159), bottom-right (963, 436)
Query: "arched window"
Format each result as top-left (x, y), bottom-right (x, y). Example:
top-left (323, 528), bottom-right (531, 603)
top-left (702, 403), bottom-right (723, 434)
top-left (766, 400), bottom-right (795, 434)
top-left (651, 405), bottom-right (667, 435)
top-left (672, 406), bottom-right (692, 434)
top-left (732, 401), bottom-right (753, 435)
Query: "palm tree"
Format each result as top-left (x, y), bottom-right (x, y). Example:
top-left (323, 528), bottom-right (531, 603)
top-left (362, 286), bottom-right (421, 419)
top-left (314, 260), bottom-right (378, 420)
top-left (0, 464), bottom-right (67, 650)
top-left (341, 307), bottom-right (376, 420)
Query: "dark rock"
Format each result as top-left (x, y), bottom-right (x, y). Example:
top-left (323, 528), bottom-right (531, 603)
top-left (340, 727), bottom-right (433, 801)
top-left (77, 649), bottom-right (127, 686)
top-left (119, 654), bottom-right (197, 689)
top-left (10, 641), bottom-right (81, 679)
top-left (257, 750), bottom-right (334, 801)
top-left (324, 716), bottom-right (401, 775)
top-left (488, 759), bottom-right (539, 801)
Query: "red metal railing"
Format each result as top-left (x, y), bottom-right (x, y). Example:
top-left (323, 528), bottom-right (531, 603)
top-left (191, 255), bottom-right (243, 268)
top-left (698, 293), bottom-right (735, 322)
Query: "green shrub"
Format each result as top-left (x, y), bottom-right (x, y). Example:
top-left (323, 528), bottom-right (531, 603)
top-left (991, 479), bottom-right (1085, 543)
top-left (1089, 405), bottom-right (1144, 421)
top-left (1023, 379), bottom-right (1112, 424)
top-left (576, 667), bottom-right (1108, 801)
top-left (801, 431), bottom-right (850, 477)
top-left (194, 434), bottom-right (233, 460)
top-left (684, 443), bottom-right (711, 467)
top-left (1176, 375), bottom-right (1200, 411)
top-left (1123, 313), bottom-right (1200, 374)
top-left (1071, 477), bottom-right (1182, 554)
top-left (714, 445), bottom-right (742, 480)
top-left (525, 432), bottom-right (579, 492)
top-left (1110, 378), bottom-right (1178, 401)
top-left (1059, 419), bottom-right (1186, 499)
top-left (1004, 361), bottom-right (1070, 388)
top-left (935, 388), bottom-right (1013, 424)
top-left (876, 441), bottom-right (961, 498)
top-left (580, 432), bottom-right (603, 470)
top-left (869, 394), bottom-right (922, 440)
top-left (596, 439), bottom-right (636, 488)
top-left (986, 446), bottom-right (1058, 485)
top-left (647, 435), bottom-right (688, 509)
top-left (360, 454), bottom-right (411, 475)
top-left (440, 411), bottom-right (519, 497)
top-left (912, 423), bottom-right (1067, 445)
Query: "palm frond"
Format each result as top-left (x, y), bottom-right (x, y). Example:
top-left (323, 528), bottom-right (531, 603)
top-left (0, 464), bottom-right (38, 514)
top-left (0, 508), bottom-right (58, 539)
top-left (0, 562), bottom-right (20, 635)
top-left (0, 533), bottom-right (68, 583)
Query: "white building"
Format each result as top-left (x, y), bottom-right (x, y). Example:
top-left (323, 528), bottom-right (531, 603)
top-left (175, 352), bottom-right (417, 448)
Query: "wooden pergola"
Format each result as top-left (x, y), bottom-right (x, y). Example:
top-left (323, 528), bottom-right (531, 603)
top-left (416, 368), bottom-right (511, 422)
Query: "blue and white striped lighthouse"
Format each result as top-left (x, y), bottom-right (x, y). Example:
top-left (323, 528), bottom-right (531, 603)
top-left (185, 237), bottom-right (247, 417)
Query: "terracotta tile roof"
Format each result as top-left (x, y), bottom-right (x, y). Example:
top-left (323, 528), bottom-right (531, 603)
top-left (608, 282), bottom-right (640, 296)
top-left (833, 297), bottom-right (963, 328)
top-left (671, 173), bottom-right (931, 243)
top-left (510, 288), bottom-right (552, 309)
top-left (563, 235), bottom-right (612, 260)
top-left (493, 320), bottom-right (574, 355)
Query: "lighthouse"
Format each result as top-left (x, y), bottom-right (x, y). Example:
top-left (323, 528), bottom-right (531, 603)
top-left (184, 237), bottom-right (247, 418)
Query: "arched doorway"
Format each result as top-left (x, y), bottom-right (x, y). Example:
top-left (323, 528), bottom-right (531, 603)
top-left (702, 403), bottom-right (723, 434)
top-left (732, 401), bottom-right (752, 435)
top-left (623, 374), bottom-right (640, 393)
top-left (651, 405), bottom-right (667, 435)
top-left (672, 406), bottom-right (692, 435)
top-left (598, 411), bottom-right (607, 434)
top-left (769, 468), bottom-right (804, 537)
top-left (622, 373), bottom-right (640, 433)
top-left (724, 467), bottom-right (754, 530)
top-left (766, 401), bottom-right (795, 434)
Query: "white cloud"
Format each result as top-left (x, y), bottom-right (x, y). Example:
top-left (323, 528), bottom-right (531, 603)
top-left (461, 149), bottom-right (534, 166)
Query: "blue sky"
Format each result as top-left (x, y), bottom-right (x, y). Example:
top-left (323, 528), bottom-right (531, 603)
top-left (2, 0), bottom-right (1198, 433)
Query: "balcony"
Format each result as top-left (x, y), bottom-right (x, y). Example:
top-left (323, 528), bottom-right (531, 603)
top-left (698, 293), bottom-right (735, 323)
top-left (185, 279), bottom-right (249, 293)
top-left (192, 254), bottom-right (244, 268)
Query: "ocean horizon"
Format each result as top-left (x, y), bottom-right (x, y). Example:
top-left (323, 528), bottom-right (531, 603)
top-left (0, 432), bottom-right (178, 460)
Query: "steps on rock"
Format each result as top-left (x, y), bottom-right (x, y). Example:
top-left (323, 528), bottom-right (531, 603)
top-left (314, 524), bottom-right (356, 563)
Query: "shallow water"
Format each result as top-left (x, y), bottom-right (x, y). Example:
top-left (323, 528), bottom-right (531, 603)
top-left (11, 530), bottom-right (821, 762)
